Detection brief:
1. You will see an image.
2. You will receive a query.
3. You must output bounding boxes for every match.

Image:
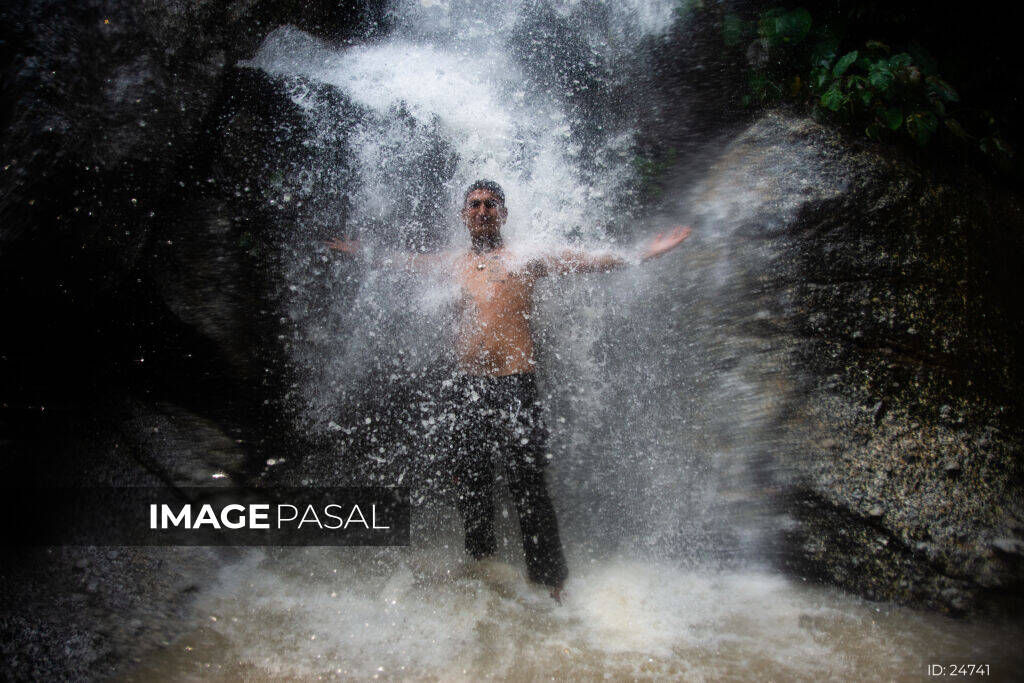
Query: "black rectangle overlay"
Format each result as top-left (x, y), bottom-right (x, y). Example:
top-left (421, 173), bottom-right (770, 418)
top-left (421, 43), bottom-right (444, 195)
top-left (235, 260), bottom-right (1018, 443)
top-left (0, 487), bottom-right (410, 546)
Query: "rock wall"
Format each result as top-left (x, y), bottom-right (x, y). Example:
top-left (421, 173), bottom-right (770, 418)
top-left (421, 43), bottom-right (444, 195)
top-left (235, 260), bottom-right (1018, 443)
top-left (684, 110), bottom-right (1024, 614)
top-left (0, 2), bottom-right (383, 678)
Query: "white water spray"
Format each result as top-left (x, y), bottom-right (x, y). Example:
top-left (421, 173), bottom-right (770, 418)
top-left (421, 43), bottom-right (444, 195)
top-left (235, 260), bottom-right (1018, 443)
top-left (241, 0), bottom-right (732, 561)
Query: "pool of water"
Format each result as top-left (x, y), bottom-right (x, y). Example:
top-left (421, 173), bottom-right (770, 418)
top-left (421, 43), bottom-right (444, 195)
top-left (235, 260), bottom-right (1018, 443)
top-left (123, 533), bottom-right (1023, 681)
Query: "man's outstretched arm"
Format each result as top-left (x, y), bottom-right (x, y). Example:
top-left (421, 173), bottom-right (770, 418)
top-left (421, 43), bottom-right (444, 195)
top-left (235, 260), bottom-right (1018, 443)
top-left (324, 237), bottom-right (449, 272)
top-left (529, 225), bottom-right (692, 276)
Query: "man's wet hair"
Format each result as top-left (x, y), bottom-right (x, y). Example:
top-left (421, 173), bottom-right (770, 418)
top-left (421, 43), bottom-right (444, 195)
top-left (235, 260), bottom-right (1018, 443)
top-left (464, 179), bottom-right (506, 206)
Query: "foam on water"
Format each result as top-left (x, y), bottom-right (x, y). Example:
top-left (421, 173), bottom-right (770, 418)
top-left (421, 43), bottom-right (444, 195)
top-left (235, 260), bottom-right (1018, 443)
top-left (128, 546), bottom-right (1023, 680)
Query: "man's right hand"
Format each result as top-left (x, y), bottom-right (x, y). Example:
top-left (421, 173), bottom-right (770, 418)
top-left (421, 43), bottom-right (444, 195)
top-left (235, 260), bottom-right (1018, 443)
top-left (325, 237), bottom-right (361, 254)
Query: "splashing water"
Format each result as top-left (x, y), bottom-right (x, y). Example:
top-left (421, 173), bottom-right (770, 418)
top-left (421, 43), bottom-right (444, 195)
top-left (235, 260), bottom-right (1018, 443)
top-left (244, 0), bottom-right (732, 560)
top-left (128, 543), bottom-right (1022, 680)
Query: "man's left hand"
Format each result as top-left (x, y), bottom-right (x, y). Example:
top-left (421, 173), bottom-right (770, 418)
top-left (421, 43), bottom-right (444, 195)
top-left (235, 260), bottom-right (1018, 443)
top-left (641, 225), bottom-right (692, 261)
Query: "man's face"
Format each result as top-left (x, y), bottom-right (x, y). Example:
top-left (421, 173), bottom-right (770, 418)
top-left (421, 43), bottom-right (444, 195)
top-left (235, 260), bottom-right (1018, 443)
top-left (462, 189), bottom-right (507, 239)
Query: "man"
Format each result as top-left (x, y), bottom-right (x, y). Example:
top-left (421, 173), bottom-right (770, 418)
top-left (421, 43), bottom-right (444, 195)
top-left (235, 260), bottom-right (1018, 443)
top-left (327, 180), bottom-right (691, 602)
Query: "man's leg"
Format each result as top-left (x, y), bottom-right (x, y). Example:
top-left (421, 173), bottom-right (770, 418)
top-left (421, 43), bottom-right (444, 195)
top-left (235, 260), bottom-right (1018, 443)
top-left (505, 457), bottom-right (568, 590)
top-left (448, 377), bottom-right (497, 560)
top-left (502, 378), bottom-right (568, 592)
top-left (453, 444), bottom-right (496, 559)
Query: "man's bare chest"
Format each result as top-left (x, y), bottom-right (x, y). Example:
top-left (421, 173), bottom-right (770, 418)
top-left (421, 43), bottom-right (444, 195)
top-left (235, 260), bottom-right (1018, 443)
top-left (458, 260), bottom-right (533, 309)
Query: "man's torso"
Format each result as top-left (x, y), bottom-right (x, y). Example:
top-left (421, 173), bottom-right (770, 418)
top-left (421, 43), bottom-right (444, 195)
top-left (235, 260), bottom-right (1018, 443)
top-left (453, 248), bottom-right (536, 376)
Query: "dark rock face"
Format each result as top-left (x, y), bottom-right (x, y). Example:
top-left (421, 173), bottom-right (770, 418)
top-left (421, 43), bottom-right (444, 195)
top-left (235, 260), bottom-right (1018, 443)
top-left (685, 111), bottom-right (1024, 614)
top-left (1, 0), bottom-right (385, 391)
top-left (0, 2), bottom-right (384, 678)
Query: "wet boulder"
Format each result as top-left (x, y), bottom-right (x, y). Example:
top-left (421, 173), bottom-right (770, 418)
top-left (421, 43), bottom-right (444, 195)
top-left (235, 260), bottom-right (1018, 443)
top-left (683, 110), bottom-right (1024, 615)
top-left (1, 0), bottom-right (386, 396)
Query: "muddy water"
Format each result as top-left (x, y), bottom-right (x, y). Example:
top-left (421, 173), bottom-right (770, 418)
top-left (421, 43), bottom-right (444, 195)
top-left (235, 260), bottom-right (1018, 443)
top-left (125, 521), bottom-right (1022, 681)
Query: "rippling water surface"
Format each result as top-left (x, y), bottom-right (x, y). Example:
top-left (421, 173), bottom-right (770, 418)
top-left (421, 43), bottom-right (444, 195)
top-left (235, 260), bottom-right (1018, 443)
top-left (126, 530), bottom-right (1023, 681)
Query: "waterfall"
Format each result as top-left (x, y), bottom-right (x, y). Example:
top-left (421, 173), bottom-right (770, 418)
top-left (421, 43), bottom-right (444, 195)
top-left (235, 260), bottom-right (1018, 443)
top-left (239, 0), bottom-right (765, 563)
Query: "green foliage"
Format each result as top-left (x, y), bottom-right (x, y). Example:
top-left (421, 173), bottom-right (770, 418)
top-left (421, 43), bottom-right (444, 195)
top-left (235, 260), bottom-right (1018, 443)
top-left (833, 50), bottom-right (858, 78)
top-left (720, 5), bottom-right (1014, 172)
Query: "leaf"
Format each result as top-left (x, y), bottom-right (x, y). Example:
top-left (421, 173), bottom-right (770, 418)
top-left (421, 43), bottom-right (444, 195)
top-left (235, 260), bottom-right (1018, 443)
top-left (868, 62), bottom-right (894, 90)
top-left (881, 106), bottom-right (903, 130)
top-left (905, 111), bottom-right (938, 145)
top-left (907, 41), bottom-right (939, 75)
top-left (865, 122), bottom-right (884, 140)
top-left (810, 35), bottom-right (840, 68)
top-left (979, 137), bottom-right (1014, 171)
top-left (757, 9), bottom-right (784, 40)
top-left (944, 118), bottom-right (968, 139)
top-left (810, 67), bottom-right (829, 91)
top-left (833, 50), bottom-right (858, 78)
top-left (762, 7), bottom-right (812, 45)
top-left (843, 75), bottom-right (870, 105)
top-left (890, 53), bottom-right (913, 68)
top-left (926, 76), bottom-right (959, 103)
top-left (780, 7), bottom-right (813, 43)
top-left (749, 70), bottom-right (769, 95)
top-left (920, 111), bottom-right (939, 132)
top-left (821, 87), bottom-right (847, 111)
top-left (864, 40), bottom-right (890, 54)
top-left (992, 137), bottom-right (1014, 157)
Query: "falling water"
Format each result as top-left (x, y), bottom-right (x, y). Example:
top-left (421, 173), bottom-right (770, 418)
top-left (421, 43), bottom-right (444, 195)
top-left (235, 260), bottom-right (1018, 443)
top-left (244, 0), bottom-right (738, 561)
top-left (126, 0), bottom-right (1024, 678)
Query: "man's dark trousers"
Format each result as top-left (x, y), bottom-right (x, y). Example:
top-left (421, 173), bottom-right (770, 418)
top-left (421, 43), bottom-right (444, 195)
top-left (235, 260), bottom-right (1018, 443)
top-left (443, 373), bottom-right (568, 589)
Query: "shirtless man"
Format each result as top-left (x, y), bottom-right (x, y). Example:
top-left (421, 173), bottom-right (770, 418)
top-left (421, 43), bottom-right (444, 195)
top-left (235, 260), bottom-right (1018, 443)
top-left (328, 180), bottom-right (691, 601)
